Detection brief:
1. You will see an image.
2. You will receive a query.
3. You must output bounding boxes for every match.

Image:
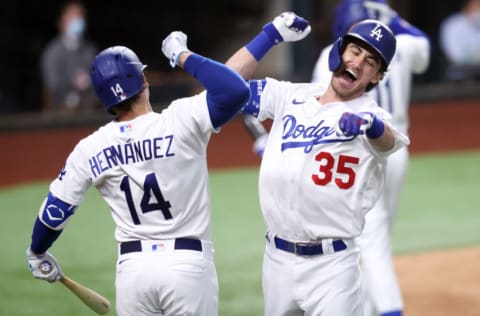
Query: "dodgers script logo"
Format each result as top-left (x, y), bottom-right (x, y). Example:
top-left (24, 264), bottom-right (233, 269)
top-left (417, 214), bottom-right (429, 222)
top-left (281, 115), bottom-right (352, 153)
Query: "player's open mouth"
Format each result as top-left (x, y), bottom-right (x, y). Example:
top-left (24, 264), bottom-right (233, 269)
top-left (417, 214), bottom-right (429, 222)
top-left (342, 69), bottom-right (358, 83)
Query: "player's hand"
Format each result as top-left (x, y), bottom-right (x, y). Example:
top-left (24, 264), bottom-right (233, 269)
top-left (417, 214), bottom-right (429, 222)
top-left (338, 112), bottom-right (369, 137)
top-left (26, 247), bottom-right (63, 283)
top-left (263, 12), bottom-right (311, 44)
top-left (162, 31), bottom-right (190, 68)
top-left (338, 112), bottom-right (385, 139)
top-left (363, 1), bottom-right (398, 26)
top-left (253, 134), bottom-right (268, 157)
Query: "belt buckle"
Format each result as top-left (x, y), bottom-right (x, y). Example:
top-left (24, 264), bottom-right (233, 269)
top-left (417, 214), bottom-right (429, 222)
top-left (294, 242), bottom-right (310, 255)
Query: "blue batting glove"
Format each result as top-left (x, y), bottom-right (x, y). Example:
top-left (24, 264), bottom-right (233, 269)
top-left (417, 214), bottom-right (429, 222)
top-left (338, 112), bottom-right (368, 137)
top-left (338, 112), bottom-right (385, 139)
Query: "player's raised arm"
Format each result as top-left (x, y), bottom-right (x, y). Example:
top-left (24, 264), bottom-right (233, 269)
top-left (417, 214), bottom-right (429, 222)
top-left (226, 12), bottom-right (311, 79)
top-left (162, 31), bottom-right (250, 129)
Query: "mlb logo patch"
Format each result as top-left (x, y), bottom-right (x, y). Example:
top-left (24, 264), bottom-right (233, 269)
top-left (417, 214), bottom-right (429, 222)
top-left (120, 124), bottom-right (132, 133)
top-left (152, 243), bottom-right (165, 251)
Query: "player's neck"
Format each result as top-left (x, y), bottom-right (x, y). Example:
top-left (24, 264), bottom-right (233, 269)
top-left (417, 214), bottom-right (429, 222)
top-left (116, 101), bottom-right (153, 122)
top-left (318, 84), bottom-right (362, 104)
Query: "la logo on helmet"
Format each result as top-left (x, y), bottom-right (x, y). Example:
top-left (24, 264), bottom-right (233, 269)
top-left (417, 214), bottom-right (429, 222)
top-left (369, 24), bottom-right (383, 41)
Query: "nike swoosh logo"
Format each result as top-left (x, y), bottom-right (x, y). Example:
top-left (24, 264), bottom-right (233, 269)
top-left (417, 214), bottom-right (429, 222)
top-left (292, 98), bottom-right (305, 105)
top-left (118, 258), bottom-right (132, 265)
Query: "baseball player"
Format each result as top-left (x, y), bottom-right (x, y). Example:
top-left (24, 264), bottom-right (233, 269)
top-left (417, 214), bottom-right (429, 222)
top-left (25, 32), bottom-right (250, 316)
top-left (226, 12), bottom-right (409, 315)
top-left (311, 2), bottom-right (430, 315)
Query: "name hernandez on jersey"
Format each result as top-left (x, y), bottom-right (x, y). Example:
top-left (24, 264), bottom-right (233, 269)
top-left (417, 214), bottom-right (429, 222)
top-left (88, 135), bottom-right (175, 178)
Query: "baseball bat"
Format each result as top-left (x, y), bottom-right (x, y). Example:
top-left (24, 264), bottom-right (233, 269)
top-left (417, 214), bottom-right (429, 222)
top-left (59, 275), bottom-right (111, 315)
top-left (243, 114), bottom-right (268, 140)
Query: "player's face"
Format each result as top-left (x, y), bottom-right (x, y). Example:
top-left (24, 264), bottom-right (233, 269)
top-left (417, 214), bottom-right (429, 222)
top-left (331, 40), bottom-right (383, 100)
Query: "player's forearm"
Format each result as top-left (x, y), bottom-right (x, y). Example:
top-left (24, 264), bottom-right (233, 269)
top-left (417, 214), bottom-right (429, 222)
top-left (226, 12), bottom-right (310, 79)
top-left (225, 27), bottom-right (277, 80)
top-left (225, 47), bottom-right (259, 80)
top-left (352, 114), bottom-right (395, 152)
top-left (182, 53), bottom-right (250, 128)
top-left (30, 192), bottom-right (76, 254)
top-left (30, 217), bottom-right (63, 254)
top-left (176, 51), bottom-right (193, 69)
top-left (368, 124), bottom-right (395, 152)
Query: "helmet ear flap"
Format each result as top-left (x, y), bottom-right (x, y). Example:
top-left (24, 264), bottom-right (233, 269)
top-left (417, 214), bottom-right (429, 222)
top-left (328, 37), bottom-right (344, 72)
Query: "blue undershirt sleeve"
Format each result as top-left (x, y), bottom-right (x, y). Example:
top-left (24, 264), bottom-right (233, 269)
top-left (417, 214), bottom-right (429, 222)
top-left (30, 217), bottom-right (63, 254)
top-left (240, 79), bottom-right (267, 117)
top-left (183, 53), bottom-right (250, 129)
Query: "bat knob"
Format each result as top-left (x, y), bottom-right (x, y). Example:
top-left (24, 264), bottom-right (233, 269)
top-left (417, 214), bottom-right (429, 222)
top-left (40, 261), bottom-right (53, 274)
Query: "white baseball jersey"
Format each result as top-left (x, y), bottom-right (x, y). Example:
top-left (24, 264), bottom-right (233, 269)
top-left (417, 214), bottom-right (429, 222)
top-left (312, 34), bottom-right (430, 135)
top-left (253, 78), bottom-right (409, 241)
top-left (49, 91), bottom-right (215, 242)
top-left (312, 33), bottom-right (430, 314)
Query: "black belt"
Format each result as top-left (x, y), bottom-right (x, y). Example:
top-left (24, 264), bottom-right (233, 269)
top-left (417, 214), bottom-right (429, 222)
top-left (120, 238), bottom-right (202, 255)
top-left (273, 236), bottom-right (347, 256)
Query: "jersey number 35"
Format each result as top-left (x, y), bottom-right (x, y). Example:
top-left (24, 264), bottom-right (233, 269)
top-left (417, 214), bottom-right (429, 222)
top-left (311, 151), bottom-right (359, 190)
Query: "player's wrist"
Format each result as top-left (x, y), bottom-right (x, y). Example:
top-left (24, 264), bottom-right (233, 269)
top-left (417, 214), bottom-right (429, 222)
top-left (182, 52), bottom-right (203, 74)
top-left (174, 50), bottom-right (192, 68)
top-left (245, 30), bottom-right (278, 62)
top-left (26, 247), bottom-right (42, 259)
top-left (263, 22), bottom-right (284, 44)
top-left (366, 115), bottom-right (385, 139)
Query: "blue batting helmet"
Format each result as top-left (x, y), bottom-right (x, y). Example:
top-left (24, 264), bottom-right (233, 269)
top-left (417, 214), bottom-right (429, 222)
top-left (328, 19), bottom-right (396, 72)
top-left (90, 46), bottom-right (147, 109)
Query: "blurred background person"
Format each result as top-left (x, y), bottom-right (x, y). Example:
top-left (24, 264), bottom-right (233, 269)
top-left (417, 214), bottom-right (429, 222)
top-left (311, 1), bottom-right (431, 316)
top-left (40, 0), bottom-right (98, 115)
top-left (439, 0), bottom-right (480, 81)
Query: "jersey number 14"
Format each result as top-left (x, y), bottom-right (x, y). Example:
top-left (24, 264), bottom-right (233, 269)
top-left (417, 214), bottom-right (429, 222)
top-left (120, 172), bottom-right (172, 225)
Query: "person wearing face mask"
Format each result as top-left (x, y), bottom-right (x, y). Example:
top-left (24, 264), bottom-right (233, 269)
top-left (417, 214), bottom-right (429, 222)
top-left (40, 1), bottom-right (98, 114)
top-left (439, 0), bottom-right (480, 80)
